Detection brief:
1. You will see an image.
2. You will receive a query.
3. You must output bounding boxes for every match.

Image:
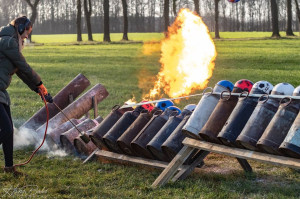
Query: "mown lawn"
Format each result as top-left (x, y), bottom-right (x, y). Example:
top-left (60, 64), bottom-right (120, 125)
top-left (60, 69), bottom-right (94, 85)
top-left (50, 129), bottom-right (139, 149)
top-left (0, 32), bottom-right (300, 198)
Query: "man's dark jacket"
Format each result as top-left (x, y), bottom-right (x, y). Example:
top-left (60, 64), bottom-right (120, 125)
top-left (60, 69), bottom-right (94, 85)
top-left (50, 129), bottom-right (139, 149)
top-left (0, 24), bottom-right (41, 105)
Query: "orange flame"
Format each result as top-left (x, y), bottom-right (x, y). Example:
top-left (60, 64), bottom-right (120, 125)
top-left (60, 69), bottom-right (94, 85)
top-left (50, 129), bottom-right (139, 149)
top-left (144, 8), bottom-right (217, 99)
top-left (125, 97), bottom-right (137, 106)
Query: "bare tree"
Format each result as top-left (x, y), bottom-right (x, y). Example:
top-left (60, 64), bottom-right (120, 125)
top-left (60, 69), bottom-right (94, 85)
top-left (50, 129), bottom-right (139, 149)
top-left (214, 0), bottom-right (220, 39)
top-left (103, 0), bottom-right (111, 42)
top-left (173, 0), bottom-right (177, 16)
top-left (270, 0), bottom-right (280, 37)
top-left (193, 0), bottom-right (200, 16)
top-left (164, 0), bottom-right (170, 35)
top-left (121, 0), bottom-right (129, 40)
top-left (295, 0), bottom-right (300, 35)
top-left (23, 0), bottom-right (41, 42)
top-left (76, 0), bottom-right (82, 41)
top-left (286, 0), bottom-right (294, 35)
top-left (84, 0), bottom-right (93, 41)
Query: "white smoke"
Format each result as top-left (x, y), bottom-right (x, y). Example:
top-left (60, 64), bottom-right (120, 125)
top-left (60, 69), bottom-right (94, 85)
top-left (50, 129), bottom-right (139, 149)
top-left (13, 127), bottom-right (37, 149)
top-left (14, 126), bottom-right (68, 157)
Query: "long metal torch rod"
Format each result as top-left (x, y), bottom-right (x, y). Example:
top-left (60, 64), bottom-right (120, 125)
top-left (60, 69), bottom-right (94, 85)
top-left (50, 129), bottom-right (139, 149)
top-left (53, 102), bottom-right (84, 136)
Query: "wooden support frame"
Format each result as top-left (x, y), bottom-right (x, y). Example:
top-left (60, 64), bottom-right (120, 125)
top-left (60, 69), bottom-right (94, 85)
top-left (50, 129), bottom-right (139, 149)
top-left (83, 95), bottom-right (98, 119)
top-left (152, 137), bottom-right (300, 188)
top-left (94, 150), bottom-right (191, 171)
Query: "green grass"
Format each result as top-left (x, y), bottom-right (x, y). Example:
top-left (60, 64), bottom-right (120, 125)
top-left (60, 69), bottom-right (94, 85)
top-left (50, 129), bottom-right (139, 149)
top-left (1, 33), bottom-right (300, 198)
top-left (32, 31), bottom-right (300, 44)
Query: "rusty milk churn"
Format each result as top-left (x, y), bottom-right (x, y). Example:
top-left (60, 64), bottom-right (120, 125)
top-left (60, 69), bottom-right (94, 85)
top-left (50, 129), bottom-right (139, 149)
top-left (279, 86), bottom-right (300, 158)
top-left (182, 80), bottom-right (234, 139)
top-left (74, 128), bottom-right (98, 156)
top-left (90, 105), bottom-right (133, 150)
top-left (60, 117), bottom-right (103, 153)
top-left (257, 83), bottom-right (298, 155)
top-left (199, 79), bottom-right (253, 143)
top-left (161, 112), bottom-right (193, 161)
top-left (237, 82), bottom-right (294, 151)
top-left (117, 100), bottom-right (174, 156)
top-left (131, 106), bottom-right (180, 159)
top-left (47, 118), bottom-right (81, 147)
top-left (217, 79), bottom-right (264, 147)
top-left (147, 104), bottom-right (196, 161)
top-left (102, 103), bottom-right (154, 153)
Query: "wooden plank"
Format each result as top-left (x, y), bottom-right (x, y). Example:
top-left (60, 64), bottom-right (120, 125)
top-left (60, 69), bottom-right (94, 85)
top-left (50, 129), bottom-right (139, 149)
top-left (92, 95), bottom-right (98, 119)
top-left (151, 146), bottom-right (194, 188)
top-left (182, 138), bottom-right (300, 170)
top-left (95, 150), bottom-right (189, 170)
top-left (236, 158), bottom-right (252, 172)
top-left (172, 150), bottom-right (209, 182)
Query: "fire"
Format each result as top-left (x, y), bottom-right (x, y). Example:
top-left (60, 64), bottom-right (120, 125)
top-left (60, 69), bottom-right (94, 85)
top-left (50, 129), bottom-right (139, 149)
top-left (144, 8), bottom-right (217, 99)
top-left (125, 97), bottom-right (137, 106)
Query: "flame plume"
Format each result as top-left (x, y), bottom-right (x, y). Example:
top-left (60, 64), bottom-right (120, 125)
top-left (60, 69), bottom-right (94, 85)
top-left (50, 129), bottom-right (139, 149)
top-left (144, 8), bottom-right (217, 100)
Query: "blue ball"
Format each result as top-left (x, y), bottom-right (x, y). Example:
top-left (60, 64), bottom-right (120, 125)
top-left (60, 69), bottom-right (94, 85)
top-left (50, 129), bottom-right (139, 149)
top-left (155, 99), bottom-right (174, 111)
top-left (217, 80), bottom-right (234, 91)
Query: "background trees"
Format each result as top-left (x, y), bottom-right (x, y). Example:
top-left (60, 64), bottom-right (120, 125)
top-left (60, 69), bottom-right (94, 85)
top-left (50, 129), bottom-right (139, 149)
top-left (0, 0), bottom-right (299, 38)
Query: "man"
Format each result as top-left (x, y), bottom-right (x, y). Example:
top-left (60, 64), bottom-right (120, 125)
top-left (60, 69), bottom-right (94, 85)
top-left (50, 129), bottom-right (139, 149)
top-left (0, 16), bottom-right (52, 176)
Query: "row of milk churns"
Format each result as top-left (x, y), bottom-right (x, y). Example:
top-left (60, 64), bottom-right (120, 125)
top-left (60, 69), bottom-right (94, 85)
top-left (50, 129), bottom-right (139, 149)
top-left (89, 98), bottom-right (198, 162)
top-left (88, 79), bottom-right (300, 161)
top-left (182, 79), bottom-right (300, 158)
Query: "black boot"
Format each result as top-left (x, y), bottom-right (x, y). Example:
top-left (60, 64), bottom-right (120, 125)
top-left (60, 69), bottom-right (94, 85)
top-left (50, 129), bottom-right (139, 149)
top-left (3, 166), bottom-right (26, 177)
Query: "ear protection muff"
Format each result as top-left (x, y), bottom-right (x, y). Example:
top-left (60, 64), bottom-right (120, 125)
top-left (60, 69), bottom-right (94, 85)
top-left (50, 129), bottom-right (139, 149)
top-left (18, 18), bottom-right (31, 35)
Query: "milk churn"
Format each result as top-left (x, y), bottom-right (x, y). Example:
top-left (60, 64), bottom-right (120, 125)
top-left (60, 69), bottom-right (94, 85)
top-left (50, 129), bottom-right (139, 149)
top-left (182, 80), bottom-right (234, 139)
top-left (199, 79), bottom-right (254, 143)
top-left (117, 100), bottom-right (174, 156)
top-left (47, 119), bottom-right (81, 147)
top-left (147, 105), bottom-right (196, 161)
top-left (257, 84), bottom-right (298, 155)
top-left (90, 105), bottom-right (133, 150)
top-left (60, 117), bottom-right (102, 153)
top-left (131, 106), bottom-right (180, 159)
top-left (161, 113), bottom-right (192, 161)
top-left (217, 80), bottom-right (266, 147)
top-left (102, 103), bottom-right (154, 153)
top-left (279, 86), bottom-right (300, 158)
top-left (237, 82), bottom-right (295, 151)
top-left (74, 128), bottom-right (98, 156)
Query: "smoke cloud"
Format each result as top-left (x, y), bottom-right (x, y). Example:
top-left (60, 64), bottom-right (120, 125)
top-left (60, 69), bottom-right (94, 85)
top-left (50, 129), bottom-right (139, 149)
top-left (14, 126), bottom-right (68, 157)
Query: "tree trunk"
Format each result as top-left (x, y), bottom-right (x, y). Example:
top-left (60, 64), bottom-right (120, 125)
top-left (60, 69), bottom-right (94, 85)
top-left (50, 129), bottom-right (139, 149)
top-left (164, 0), bottom-right (170, 35)
top-left (76, 0), bottom-right (82, 41)
top-left (295, 0), bottom-right (300, 35)
top-left (23, 0), bottom-right (41, 42)
top-left (286, 0), bottom-right (294, 35)
top-left (193, 0), bottom-right (200, 16)
top-left (173, 0), bottom-right (177, 16)
top-left (270, 0), bottom-right (280, 37)
top-left (121, 0), bottom-right (129, 40)
top-left (103, 0), bottom-right (111, 42)
top-left (214, 0), bottom-right (220, 39)
top-left (84, 0), bottom-right (93, 41)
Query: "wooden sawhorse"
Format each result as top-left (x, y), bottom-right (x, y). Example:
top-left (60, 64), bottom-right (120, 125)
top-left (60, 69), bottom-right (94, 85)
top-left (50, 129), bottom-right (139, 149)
top-left (152, 137), bottom-right (300, 188)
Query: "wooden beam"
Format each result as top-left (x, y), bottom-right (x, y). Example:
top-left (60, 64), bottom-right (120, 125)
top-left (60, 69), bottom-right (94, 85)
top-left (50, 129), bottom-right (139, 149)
top-left (151, 145), bottom-right (194, 188)
top-left (172, 150), bottom-right (209, 182)
top-left (183, 138), bottom-right (300, 170)
top-left (95, 150), bottom-right (189, 170)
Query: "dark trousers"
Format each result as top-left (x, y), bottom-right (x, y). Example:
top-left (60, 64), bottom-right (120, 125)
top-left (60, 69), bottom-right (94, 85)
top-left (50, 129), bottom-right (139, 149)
top-left (0, 103), bottom-right (14, 167)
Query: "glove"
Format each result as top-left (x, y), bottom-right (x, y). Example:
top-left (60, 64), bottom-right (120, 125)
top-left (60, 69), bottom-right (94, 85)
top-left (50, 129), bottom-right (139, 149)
top-left (36, 82), bottom-right (53, 103)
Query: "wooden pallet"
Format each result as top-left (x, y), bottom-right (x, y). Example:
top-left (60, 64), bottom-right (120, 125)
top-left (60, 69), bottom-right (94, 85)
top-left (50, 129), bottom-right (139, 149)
top-left (152, 137), bottom-right (300, 188)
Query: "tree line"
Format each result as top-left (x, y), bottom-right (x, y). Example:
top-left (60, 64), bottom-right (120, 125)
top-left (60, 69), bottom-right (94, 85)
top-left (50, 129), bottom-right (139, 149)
top-left (0, 0), bottom-right (299, 41)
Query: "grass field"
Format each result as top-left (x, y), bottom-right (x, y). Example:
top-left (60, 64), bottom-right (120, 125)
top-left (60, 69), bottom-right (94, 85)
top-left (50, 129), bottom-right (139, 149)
top-left (0, 32), bottom-right (300, 198)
